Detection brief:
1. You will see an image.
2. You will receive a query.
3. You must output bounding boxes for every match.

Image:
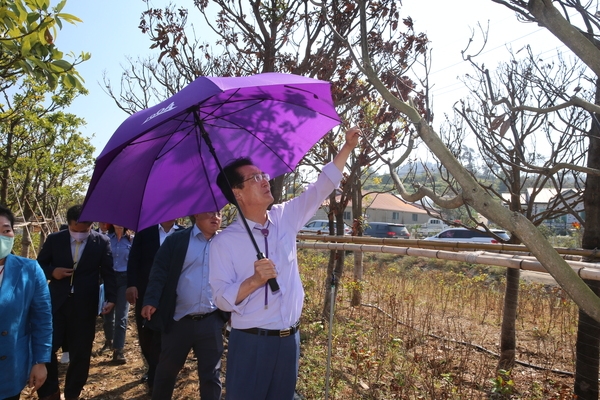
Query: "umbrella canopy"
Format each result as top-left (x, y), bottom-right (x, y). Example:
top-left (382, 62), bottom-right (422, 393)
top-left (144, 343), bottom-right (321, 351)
top-left (80, 73), bottom-right (341, 231)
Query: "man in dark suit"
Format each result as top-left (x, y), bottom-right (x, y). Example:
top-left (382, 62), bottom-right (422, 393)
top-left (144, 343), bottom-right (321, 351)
top-left (141, 212), bottom-right (228, 400)
top-left (37, 205), bottom-right (116, 400)
top-left (125, 219), bottom-right (183, 393)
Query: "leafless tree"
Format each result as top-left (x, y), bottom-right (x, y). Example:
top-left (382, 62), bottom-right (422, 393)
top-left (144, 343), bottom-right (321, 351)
top-left (319, 0), bottom-right (600, 338)
top-left (320, 0), bottom-right (600, 396)
top-left (449, 48), bottom-right (590, 371)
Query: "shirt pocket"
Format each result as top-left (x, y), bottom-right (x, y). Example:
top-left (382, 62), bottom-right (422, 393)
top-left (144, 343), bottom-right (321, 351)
top-left (278, 233), bottom-right (296, 265)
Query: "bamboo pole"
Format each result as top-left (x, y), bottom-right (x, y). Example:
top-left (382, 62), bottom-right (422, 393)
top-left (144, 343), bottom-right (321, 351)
top-left (297, 234), bottom-right (599, 259)
top-left (296, 241), bottom-right (600, 282)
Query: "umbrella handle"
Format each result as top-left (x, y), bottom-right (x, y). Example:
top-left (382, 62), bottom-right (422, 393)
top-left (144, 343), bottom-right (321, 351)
top-left (257, 252), bottom-right (280, 292)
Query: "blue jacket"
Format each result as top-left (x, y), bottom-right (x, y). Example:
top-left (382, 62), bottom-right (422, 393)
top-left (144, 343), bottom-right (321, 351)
top-left (0, 254), bottom-right (52, 398)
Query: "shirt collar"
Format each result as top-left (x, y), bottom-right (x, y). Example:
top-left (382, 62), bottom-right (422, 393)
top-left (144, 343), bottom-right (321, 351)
top-left (159, 223), bottom-right (176, 235)
top-left (192, 224), bottom-right (213, 242)
top-left (242, 214), bottom-right (273, 230)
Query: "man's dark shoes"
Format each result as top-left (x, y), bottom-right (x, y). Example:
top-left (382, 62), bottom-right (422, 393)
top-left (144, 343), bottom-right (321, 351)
top-left (100, 340), bottom-right (112, 353)
top-left (38, 389), bottom-right (60, 400)
top-left (112, 349), bottom-right (127, 364)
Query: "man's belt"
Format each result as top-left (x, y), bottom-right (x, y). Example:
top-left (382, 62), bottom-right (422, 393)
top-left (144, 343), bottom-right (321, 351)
top-left (182, 310), bottom-right (217, 321)
top-left (236, 321), bottom-right (300, 338)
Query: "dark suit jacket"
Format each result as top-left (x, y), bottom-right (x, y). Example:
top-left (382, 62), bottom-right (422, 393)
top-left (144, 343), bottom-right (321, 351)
top-left (38, 229), bottom-right (116, 317)
top-left (142, 227), bottom-right (229, 333)
top-left (142, 227), bottom-right (192, 333)
top-left (126, 224), bottom-right (184, 300)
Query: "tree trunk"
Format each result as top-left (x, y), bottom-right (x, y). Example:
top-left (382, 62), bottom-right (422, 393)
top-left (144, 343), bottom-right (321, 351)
top-left (270, 175), bottom-right (285, 205)
top-left (497, 156), bottom-right (522, 371)
top-left (575, 281), bottom-right (600, 400)
top-left (574, 78), bottom-right (600, 400)
top-left (497, 268), bottom-right (520, 370)
top-left (38, 229), bottom-right (47, 256)
top-left (19, 208), bottom-right (34, 257)
top-left (351, 172), bottom-right (363, 306)
top-left (0, 122), bottom-right (15, 205)
top-left (322, 246), bottom-right (337, 320)
top-left (351, 251), bottom-right (363, 306)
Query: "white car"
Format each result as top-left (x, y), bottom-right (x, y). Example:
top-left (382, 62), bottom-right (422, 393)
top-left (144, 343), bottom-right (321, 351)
top-left (300, 219), bottom-right (351, 235)
top-left (425, 227), bottom-right (510, 244)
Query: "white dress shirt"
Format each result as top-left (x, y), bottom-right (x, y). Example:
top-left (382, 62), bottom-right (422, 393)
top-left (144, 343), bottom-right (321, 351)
top-left (209, 162), bottom-right (342, 330)
top-left (158, 223), bottom-right (177, 245)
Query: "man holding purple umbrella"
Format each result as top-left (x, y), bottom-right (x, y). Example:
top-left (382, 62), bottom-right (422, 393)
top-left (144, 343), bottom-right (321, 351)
top-left (209, 126), bottom-right (360, 400)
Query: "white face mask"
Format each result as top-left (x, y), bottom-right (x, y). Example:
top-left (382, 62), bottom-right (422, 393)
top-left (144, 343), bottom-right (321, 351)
top-left (0, 235), bottom-right (14, 259)
top-left (69, 230), bottom-right (90, 242)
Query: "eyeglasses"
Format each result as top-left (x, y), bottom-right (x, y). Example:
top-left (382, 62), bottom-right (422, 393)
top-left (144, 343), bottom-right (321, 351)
top-left (240, 173), bottom-right (270, 185)
top-left (204, 211), bottom-right (222, 218)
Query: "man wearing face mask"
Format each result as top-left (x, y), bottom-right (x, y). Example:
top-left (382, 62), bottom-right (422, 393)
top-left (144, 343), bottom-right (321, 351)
top-left (36, 205), bottom-right (117, 400)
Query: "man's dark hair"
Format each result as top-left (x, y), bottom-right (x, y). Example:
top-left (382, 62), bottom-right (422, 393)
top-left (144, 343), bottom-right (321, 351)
top-left (0, 204), bottom-right (15, 228)
top-left (66, 204), bottom-right (91, 224)
top-left (216, 157), bottom-right (254, 204)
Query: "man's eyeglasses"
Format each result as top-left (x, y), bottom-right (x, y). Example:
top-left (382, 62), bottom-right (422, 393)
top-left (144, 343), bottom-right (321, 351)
top-left (204, 211), bottom-right (222, 218)
top-left (240, 173), bottom-right (270, 185)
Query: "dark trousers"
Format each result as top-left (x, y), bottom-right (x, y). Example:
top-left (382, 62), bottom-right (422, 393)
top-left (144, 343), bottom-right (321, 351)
top-left (134, 300), bottom-right (161, 385)
top-left (151, 312), bottom-right (224, 400)
top-left (3, 393), bottom-right (21, 400)
top-left (226, 329), bottom-right (300, 400)
top-left (37, 297), bottom-right (96, 399)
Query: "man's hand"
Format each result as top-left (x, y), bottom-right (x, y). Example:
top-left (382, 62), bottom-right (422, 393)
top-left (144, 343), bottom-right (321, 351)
top-left (28, 363), bottom-right (47, 391)
top-left (101, 302), bottom-right (115, 315)
top-left (126, 286), bottom-right (138, 305)
top-left (333, 126), bottom-right (361, 171)
top-left (51, 267), bottom-right (74, 280)
top-left (345, 126), bottom-right (361, 148)
top-left (141, 305), bottom-right (156, 320)
top-left (234, 258), bottom-right (277, 305)
top-left (253, 258), bottom-right (277, 285)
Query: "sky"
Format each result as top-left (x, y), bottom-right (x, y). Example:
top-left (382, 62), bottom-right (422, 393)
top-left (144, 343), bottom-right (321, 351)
top-left (56, 0), bottom-right (568, 157)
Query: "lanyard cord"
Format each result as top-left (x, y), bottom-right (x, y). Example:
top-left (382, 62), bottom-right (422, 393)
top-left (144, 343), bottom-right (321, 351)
top-left (254, 222), bottom-right (270, 309)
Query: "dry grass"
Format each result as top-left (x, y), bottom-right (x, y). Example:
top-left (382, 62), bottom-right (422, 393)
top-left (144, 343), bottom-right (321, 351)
top-left (297, 251), bottom-right (577, 399)
top-left (22, 250), bottom-right (578, 399)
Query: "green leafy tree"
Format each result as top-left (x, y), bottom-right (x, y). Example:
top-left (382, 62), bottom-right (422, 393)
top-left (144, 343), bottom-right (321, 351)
top-left (0, 0), bottom-right (89, 90)
top-left (0, 77), bottom-right (93, 256)
top-left (1, 0), bottom-right (90, 255)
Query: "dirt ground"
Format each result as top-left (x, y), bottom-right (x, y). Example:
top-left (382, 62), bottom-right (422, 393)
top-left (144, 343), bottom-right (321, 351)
top-left (18, 268), bottom-right (566, 400)
top-left (21, 312), bottom-right (216, 400)
top-left (519, 270), bottom-right (559, 286)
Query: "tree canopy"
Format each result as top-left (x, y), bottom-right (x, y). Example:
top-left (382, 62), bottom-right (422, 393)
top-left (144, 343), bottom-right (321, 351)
top-left (0, 0), bottom-right (89, 90)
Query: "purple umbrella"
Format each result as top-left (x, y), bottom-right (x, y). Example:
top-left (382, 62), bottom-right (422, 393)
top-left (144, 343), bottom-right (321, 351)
top-left (80, 72), bottom-right (340, 233)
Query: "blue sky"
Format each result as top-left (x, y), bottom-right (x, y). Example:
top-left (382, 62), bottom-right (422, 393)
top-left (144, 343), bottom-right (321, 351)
top-left (55, 0), bottom-right (566, 157)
